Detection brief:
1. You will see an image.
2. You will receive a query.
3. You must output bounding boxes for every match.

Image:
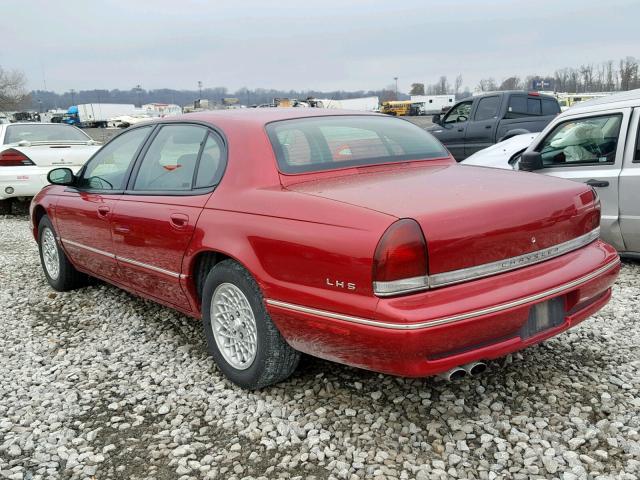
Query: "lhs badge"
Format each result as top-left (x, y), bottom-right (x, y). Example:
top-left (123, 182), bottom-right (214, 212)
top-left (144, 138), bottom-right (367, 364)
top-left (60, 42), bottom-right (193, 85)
top-left (531, 236), bottom-right (537, 245)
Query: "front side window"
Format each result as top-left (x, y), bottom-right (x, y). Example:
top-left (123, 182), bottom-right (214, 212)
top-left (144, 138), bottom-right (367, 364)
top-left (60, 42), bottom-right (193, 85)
top-left (5, 124), bottom-right (90, 144)
top-left (538, 114), bottom-right (622, 166)
top-left (443, 101), bottom-right (472, 123)
top-left (267, 115), bottom-right (448, 174)
top-left (78, 126), bottom-right (152, 190)
top-left (474, 96), bottom-right (500, 121)
top-left (133, 125), bottom-right (207, 191)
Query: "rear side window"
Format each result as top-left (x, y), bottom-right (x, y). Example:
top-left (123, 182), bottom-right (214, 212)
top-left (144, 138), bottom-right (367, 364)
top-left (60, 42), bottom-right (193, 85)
top-left (474, 96), bottom-right (500, 121)
top-left (133, 125), bottom-right (207, 191)
top-left (508, 96), bottom-right (527, 114)
top-left (542, 99), bottom-right (561, 115)
top-left (194, 133), bottom-right (225, 188)
top-left (267, 116), bottom-right (449, 174)
top-left (527, 98), bottom-right (542, 115)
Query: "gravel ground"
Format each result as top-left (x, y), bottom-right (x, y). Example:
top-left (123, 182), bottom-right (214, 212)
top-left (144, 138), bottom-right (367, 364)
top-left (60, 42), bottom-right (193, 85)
top-left (404, 117), bottom-right (434, 129)
top-left (1, 215), bottom-right (639, 480)
top-left (83, 128), bottom-right (121, 144)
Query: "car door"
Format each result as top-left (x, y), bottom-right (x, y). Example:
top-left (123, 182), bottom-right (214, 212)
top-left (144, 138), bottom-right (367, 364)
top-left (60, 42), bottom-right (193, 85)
top-left (109, 124), bottom-right (226, 310)
top-left (618, 107), bottom-right (640, 253)
top-left (532, 109), bottom-right (631, 251)
top-left (430, 100), bottom-right (473, 160)
top-left (55, 126), bottom-right (154, 280)
top-left (464, 95), bottom-right (502, 158)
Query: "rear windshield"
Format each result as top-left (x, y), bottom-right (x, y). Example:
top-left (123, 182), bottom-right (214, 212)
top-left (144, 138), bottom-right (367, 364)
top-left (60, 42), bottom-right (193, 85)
top-left (266, 115), bottom-right (449, 173)
top-left (4, 124), bottom-right (90, 144)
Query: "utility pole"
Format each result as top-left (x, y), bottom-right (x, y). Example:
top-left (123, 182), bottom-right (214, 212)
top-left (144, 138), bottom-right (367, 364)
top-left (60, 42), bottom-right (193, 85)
top-left (70, 89), bottom-right (76, 106)
top-left (136, 84), bottom-right (142, 108)
top-left (393, 77), bottom-right (399, 99)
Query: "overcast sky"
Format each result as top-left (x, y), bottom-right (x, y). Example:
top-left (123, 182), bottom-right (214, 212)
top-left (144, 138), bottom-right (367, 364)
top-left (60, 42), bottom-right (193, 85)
top-left (3, 0), bottom-right (639, 93)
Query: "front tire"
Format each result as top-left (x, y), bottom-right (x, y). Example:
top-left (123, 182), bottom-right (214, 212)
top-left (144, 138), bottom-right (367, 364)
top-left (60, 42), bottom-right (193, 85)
top-left (202, 260), bottom-right (300, 389)
top-left (38, 215), bottom-right (90, 291)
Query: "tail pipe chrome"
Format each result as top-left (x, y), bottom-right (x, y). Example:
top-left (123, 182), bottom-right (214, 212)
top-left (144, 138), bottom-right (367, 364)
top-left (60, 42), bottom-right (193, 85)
top-left (463, 361), bottom-right (487, 376)
top-left (438, 361), bottom-right (487, 381)
top-left (438, 366), bottom-right (467, 381)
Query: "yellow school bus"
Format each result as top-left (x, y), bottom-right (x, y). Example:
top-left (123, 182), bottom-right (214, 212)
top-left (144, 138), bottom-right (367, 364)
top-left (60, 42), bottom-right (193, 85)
top-left (380, 100), bottom-right (413, 116)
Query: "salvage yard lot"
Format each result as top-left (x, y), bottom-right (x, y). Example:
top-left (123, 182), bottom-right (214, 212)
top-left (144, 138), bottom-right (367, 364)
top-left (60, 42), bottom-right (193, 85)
top-left (1, 215), bottom-right (639, 480)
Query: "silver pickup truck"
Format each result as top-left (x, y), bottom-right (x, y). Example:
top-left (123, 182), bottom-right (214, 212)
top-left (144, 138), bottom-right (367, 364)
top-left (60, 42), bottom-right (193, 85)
top-left (519, 89), bottom-right (640, 257)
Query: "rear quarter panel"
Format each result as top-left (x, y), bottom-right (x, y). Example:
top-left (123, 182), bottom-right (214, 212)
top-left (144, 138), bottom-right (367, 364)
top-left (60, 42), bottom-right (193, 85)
top-left (184, 188), bottom-right (393, 318)
top-left (181, 118), bottom-right (395, 318)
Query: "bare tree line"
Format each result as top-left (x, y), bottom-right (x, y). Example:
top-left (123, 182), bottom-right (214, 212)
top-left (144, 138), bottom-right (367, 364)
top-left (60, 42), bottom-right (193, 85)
top-left (412, 56), bottom-right (640, 97)
top-left (3, 56), bottom-right (640, 113)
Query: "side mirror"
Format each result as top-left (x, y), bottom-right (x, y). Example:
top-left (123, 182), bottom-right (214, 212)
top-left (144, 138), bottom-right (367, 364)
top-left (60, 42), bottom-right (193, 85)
top-left (432, 114), bottom-right (441, 125)
top-left (519, 151), bottom-right (543, 171)
top-left (48, 167), bottom-right (75, 186)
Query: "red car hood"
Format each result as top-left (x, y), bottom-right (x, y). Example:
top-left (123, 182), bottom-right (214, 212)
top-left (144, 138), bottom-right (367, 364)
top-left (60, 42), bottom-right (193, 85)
top-left (286, 163), bottom-right (600, 274)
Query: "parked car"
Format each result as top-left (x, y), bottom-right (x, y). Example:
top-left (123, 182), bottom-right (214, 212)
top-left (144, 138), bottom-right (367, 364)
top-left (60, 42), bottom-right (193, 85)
top-left (0, 123), bottom-right (100, 214)
top-left (30, 109), bottom-right (619, 389)
top-left (462, 133), bottom-right (538, 169)
top-left (463, 89), bottom-right (640, 257)
top-left (427, 91), bottom-right (561, 161)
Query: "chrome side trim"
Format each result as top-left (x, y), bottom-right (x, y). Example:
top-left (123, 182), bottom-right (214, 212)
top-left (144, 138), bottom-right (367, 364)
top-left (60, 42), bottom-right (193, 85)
top-left (60, 238), bottom-right (181, 278)
top-left (117, 255), bottom-right (181, 278)
top-left (266, 257), bottom-right (619, 331)
top-left (427, 228), bottom-right (601, 289)
top-left (61, 238), bottom-right (115, 259)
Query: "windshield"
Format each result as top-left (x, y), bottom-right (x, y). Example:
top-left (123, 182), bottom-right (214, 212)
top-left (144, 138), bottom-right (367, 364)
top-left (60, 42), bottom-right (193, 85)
top-left (4, 124), bottom-right (90, 144)
top-left (267, 115), bottom-right (449, 174)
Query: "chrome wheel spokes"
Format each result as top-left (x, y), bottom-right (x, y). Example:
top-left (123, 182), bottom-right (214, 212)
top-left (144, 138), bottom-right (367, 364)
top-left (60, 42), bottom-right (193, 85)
top-left (211, 283), bottom-right (258, 370)
top-left (42, 228), bottom-right (60, 280)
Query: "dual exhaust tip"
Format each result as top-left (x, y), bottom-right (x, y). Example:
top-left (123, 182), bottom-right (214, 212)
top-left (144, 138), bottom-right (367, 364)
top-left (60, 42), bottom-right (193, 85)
top-left (438, 361), bottom-right (487, 381)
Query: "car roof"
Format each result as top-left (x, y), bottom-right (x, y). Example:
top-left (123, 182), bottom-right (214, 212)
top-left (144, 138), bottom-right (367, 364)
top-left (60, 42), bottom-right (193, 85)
top-left (174, 108), bottom-right (380, 128)
top-left (566, 88), bottom-right (640, 112)
top-left (4, 122), bottom-right (77, 126)
top-left (464, 90), bottom-right (557, 100)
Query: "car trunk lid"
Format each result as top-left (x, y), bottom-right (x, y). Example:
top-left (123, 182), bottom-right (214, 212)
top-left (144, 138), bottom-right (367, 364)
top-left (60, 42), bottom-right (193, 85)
top-left (285, 163), bottom-right (600, 275)
top-left (13, 143), bottom-right (98, 167)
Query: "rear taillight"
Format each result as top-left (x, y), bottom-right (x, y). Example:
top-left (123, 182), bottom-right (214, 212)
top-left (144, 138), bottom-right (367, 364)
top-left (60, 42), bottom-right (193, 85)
top-left (373, 219), bottom-right (428, 296)
top-left (0, 149), bottom-right (35, 167)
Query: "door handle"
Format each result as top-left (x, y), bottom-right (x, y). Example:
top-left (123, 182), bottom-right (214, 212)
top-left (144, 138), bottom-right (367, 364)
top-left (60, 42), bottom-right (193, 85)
top-left (586, 179), bottom-right (609, 188)
top-left (484, 125), bottom-right (492, 129)
top-left (457, 128), bottom-right (464, 132)
top-left (97, 205), bottom-right (110, 217)
top-left (169, 213), bottom-right (189, 228)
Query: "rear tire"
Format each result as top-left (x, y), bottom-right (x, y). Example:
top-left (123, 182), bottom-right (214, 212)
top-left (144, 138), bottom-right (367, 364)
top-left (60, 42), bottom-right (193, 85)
top-left (38, 215), bottom-right (91, 291)
top-left (202, 260), bottom-right (300, 389)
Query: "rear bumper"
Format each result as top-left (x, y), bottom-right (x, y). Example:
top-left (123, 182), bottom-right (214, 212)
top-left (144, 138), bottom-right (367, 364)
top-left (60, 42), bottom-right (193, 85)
top-left (0, 166), bottom-right (81, 200)
top-left (267, 240), bottom-right (620, 377)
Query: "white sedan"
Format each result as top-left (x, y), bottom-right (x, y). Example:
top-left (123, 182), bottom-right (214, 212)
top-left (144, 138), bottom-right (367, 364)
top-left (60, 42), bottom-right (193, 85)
top-left (461, 133), bottom-right (538, 170)
top-left (0, 123), bottom-right (100, 213)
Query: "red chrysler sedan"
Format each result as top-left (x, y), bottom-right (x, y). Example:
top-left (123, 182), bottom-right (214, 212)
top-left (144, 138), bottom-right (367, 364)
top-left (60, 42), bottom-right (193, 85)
top-left (30, 109), bottom-right (620, 388)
